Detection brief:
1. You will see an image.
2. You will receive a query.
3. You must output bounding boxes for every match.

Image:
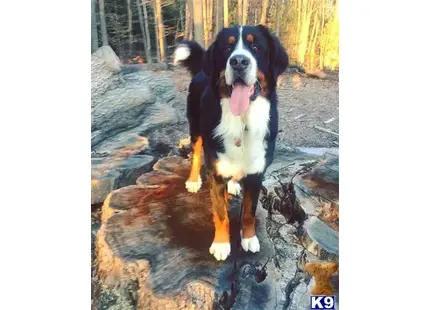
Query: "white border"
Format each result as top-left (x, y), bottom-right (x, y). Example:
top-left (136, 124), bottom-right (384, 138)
top-left (1, 0), bottom-right (90, 309)
top-left (341, 0), bottom-right (430, 309)
top-left (1, 0), bottom-right (429, 309)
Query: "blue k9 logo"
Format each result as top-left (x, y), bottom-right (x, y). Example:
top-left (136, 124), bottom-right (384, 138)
top-left (310, 295), bottom-right (335, 309)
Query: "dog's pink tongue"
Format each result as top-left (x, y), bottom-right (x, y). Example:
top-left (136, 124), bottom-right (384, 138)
top-left (230, 84), bottom-right (250, 116)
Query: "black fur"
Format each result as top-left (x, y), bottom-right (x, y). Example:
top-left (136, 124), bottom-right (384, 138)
top-left (177, 25), bottom-right (289, 232)
top-left (175, 41), bottom-right (206, 78)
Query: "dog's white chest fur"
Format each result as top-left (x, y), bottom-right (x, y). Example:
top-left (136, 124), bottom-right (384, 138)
top-left (213, 96), bottom-right (270, 179)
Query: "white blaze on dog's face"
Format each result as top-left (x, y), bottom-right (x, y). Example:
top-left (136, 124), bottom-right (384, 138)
top-left (225, 26), bottom-right (258, 86)
top-left (224, 26), bottom-right (258, 116)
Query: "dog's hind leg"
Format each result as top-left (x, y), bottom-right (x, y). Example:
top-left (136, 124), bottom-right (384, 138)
top-left (185, 136), bottom-right (203, 193)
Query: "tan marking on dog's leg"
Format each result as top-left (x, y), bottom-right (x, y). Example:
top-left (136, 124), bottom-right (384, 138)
top-left (209, 183), bottom-right (231, 260)
top-left (185, 136), bottom-right (203, 193)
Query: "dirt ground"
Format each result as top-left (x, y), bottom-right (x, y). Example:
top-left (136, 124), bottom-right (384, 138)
top-left (156, 68), bottom-right (339, 148)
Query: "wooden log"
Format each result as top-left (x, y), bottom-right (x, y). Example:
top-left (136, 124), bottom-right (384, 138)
top-left (94, 155), bottom-right (280, 309)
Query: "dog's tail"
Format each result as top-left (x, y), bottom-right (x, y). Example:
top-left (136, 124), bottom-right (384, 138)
top-left (173, 41), bottom-right (205, 77)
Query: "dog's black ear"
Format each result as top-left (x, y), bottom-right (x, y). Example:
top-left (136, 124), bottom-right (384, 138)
top-left (202, 41), bottom-right (216, 79)
top-left (257, 25), bottom-right (289, 80)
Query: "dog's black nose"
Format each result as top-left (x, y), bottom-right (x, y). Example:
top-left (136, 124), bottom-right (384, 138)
top-left (229, 55), bottom-right (250, 71)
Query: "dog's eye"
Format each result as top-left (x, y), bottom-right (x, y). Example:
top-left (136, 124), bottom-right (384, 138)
top-left (252, 44), bottom-right (260, 52)
top-left (224, 46), bottom-right (232, 53)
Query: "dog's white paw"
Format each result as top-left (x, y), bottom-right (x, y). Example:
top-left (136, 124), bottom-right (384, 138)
top-left (185, 176), bottom-right (202, 193)
top-left (227, 179), bottom-right (241, 196)
top-left (241, 233), bottom-right (260, 253)
top-left (209, 242), bottom-right (231, 261)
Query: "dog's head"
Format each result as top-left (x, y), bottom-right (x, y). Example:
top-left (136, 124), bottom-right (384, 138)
top-left (203, 25), bottom-right (289, 115)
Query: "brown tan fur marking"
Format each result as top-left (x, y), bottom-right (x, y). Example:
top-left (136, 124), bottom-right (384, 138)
top-left (187, 136), bottom-right (203, 183)
top-left (228, 36), bottom-right (236, 44)
top-left (242, 191), bottom-right (256, 239)
top-left (218, 70), bottom-right (230, 98)
top-left (257, 70), bottom-right (268, 96)
top-left (209, 174), bottom-right (230, 243)
top-left (246, 34), bottom-right (254, 43)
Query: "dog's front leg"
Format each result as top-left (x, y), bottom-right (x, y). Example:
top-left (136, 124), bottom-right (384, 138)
top-left (240, 173), bottom-right (263, 253)
top-left (208, 172), bottom-right (231, 261)
top-left (185, 135), bottom-right (203, 193)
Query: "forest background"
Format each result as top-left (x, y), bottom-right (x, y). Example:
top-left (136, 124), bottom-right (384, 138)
top-left (91, 0), bottom-right (339, 71)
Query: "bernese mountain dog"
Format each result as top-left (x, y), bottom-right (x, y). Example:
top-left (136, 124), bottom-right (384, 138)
top-left (173, 25), bottom-right (289, 261)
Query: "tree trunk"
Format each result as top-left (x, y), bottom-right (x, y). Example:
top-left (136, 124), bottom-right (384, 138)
top-left (297, 0), bottom-right (313, 65)
top-left (152, 1), bottom-right (161, 61)
top-left (127, 0), bottom-right (133, 56)
top-left (237, 0), bottom-right (242, 25)
top-left (155, 0), bottom-right (165, 61)
top-left (192, 0), bottom-right (204, 47)
top-left (275, 0), bottom-right (281, 37)
top-left (98, 0), bottom-right (109, 46)
top-left (141, 0), bottom-right (152, 64)
top-left (207, 0), bottom-right (213, 41)
top-left (185, 0), bottom-right (193, 40)
top-left (179, 0), bottom-right (185, 34)
top-left (215, 0), bottom-right (222, 34)
top-left (91, 0), bottom-right (99, 52)
top-left (242, 0), bottom-right (248, 25)
top-left (326, 6), bottom-right (338, 70)
top-left (319, 0), bottom-right (325, 69)
top-left (223, 0), bottom-right (228, 27)
top-left (308, 11), bottom-right (319, 69)
top-left (259, 0), bottom-right (269, 25)
top-left (137, 0), bottom-right (150, 63)
top-left (136, 0), bottom-right (146, 50)
top-left (202, 0), bottom-right (208, 48)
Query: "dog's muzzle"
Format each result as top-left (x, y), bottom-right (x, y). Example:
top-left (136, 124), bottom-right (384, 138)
top-left (229, 55), bottom-right (250, 72)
